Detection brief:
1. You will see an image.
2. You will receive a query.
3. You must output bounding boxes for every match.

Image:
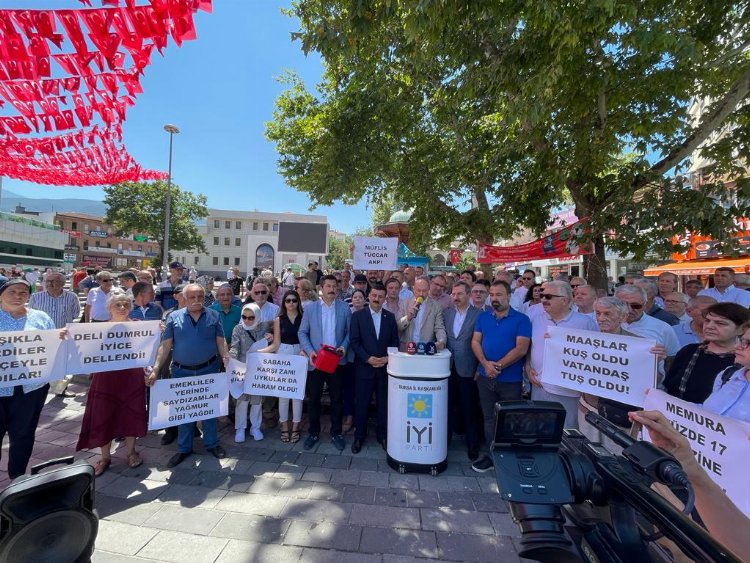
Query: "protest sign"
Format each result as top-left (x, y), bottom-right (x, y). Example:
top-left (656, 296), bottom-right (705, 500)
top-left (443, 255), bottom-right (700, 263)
top-left (65, 321), bottom-right (160, 373)
top-left (245, 352), bottom-right (308, 399)
top-left (226, 358), bottom-right (246, 399)
top-left (148, 373), bottom-right (229, 431)
top-left (353, 236), bottom-right (398, 270)
top-left (0, 329), bottom-right (67, 389)
top-left (643, 389), bottom-right (750, 517)
top-left (542, 326), bottom-right (657, 406)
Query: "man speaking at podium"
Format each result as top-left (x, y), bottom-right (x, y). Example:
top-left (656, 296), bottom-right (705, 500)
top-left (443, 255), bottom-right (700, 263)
top-left (398, 276), bottom-right (446, 350)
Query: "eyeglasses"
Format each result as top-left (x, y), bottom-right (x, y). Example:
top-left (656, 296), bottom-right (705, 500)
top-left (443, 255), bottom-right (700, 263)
top-left (100, 279), bottom-right (113, 283)
top-left (523, 276), bottom-right (534, 281)
top-left (113, 302), bottom-right (130, 309)
top-left (737, 337), bottom-right (750, 349)
top-left (285, 298), bottom-right (298, 304)
top-left (241, 315), bottom-right (256, 320)
top-left (570, 284), bottom-right (583, 288)
top-left (253, 290), bottom-right (268, 295)
top-left (664, 300), bottom-right (684, 305)
top-left (625, 302), bottom-right (644, 310)
top-left (471, 289), bottom-right (486, 294)
top-left (541, 294), bottom-right (566, 300)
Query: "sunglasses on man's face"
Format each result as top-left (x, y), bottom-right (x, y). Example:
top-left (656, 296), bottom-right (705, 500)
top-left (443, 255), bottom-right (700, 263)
top-left (242, 315), bottom-right (256, 320)
top-left (254, 290), bottom-right (267, 295)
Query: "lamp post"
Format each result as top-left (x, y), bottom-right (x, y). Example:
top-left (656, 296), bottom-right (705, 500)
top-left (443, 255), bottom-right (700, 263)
top-left (162, 124), bottom-right (179, 275)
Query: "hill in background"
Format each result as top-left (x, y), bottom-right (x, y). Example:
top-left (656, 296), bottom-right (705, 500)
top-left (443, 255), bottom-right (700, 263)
top-left (0, 189), bottom-right (106, 217)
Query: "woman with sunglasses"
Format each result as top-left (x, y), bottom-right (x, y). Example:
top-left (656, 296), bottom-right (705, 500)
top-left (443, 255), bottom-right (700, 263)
top-left (702, 320), bottom-right (750, 422)
top-left (229, 303), bottom-right (268, 442)
top-left (263, 290), bottom-right (304, 443)
top-left (664, 302), bottom-right (750, 404)
top-left (76, 293), bottom-right (147, 476)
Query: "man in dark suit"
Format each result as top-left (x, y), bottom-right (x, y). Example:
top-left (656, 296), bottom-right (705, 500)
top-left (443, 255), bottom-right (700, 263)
top-left (443, 281), bottom-right (482, 460)
top-left (349, 282), bottom-right (400, 453)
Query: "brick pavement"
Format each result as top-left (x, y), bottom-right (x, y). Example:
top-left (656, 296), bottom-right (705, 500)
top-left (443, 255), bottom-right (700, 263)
top-left (0, 382), bottom-right (526, 562)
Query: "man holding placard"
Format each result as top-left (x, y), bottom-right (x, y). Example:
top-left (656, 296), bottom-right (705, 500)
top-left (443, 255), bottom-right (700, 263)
top-left (146, 283), bottom-right (230, 468)
top-left (527, 281), bottom-right (597, 429)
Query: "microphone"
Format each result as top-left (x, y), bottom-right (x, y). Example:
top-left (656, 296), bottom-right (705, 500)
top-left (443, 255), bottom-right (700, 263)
top-left (415, 296), bottom-right (424, 310)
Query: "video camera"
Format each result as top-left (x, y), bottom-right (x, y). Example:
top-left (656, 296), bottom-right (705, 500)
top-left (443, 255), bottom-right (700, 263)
top-left (491, 401), bottom-right (741, 563)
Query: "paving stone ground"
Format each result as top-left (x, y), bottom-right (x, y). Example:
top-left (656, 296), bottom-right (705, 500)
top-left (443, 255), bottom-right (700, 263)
top-left (0, 382), bottom-right (527, 562)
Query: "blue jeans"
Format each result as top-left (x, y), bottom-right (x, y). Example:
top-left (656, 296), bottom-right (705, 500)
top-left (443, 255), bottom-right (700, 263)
top-left (170, 359), bottom-right (221, 453)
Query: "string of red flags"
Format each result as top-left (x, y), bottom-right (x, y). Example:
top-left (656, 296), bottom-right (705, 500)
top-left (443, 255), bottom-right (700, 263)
top-left (0, 0), bottom-right (212, 185)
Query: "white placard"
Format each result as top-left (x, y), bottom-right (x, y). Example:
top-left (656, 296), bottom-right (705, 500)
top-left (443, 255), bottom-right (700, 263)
top-left (643, 389), bottom-right (750, 517)
top-left (353, 236), bottom-right (398, 270)
top-left (542, 326), bottom-right (657, 406)
top-left (0, 329), bottom-right (67, 389)
top-left (244, 352), bottom-right (308, 399)
top-left (226, 358), bottom-right (246, 399)
top-left (148, 373), bottom-right (229, 431)
top-left (65, 321), bottom-right (160, 373)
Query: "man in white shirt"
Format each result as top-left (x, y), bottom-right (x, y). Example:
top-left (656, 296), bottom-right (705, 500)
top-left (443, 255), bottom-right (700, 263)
top-left (85, 271), bottom-right (121, 322)
top-left (249, 281), bottom-right (279, 329)
top-left (526, 281), bottom-right (597, 428)
top-left (513, 269), bottom-right (536, 303)
top-left (573, 284), bottom-right (598, 321)
top-left (699, 267), bottom-right (750, 307)
top-left (663, 292), bottom-right (690, 323)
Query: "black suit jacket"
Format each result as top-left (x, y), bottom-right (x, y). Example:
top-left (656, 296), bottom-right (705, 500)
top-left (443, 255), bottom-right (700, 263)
top-left (350, 307), bottom-right (400, 379)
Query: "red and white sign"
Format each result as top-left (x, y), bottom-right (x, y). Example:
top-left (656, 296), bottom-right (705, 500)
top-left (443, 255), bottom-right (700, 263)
top-left (478, 221), bottom-right (592, 264)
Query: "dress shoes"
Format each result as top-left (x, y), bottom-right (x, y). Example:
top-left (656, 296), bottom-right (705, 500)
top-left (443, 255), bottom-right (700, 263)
top-left (161, 428), bottom-right (177, 446)
top-left (167, 451), bottom-right (192, 468)
top-left (207, 445), bottom-right (226, 459)
top-left (351, 439), bottom-right (363, 454)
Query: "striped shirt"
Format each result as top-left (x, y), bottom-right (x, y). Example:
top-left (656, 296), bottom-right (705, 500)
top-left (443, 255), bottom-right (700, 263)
top-left (28, 290), bottom-right (80, 328)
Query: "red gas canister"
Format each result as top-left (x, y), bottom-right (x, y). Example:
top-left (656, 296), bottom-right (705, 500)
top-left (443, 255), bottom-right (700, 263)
top-left (313, 345), bottom-right (341, 374)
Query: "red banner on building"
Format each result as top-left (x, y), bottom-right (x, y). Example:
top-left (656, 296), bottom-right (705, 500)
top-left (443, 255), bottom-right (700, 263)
top-left (477, 221), bottom-right (592, 264)
top-left (449, 249), bottom-right (462, 265)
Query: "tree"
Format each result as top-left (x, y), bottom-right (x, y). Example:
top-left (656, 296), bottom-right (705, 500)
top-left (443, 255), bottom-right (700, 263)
top-left (326, 235), bottom-right (352, 269)
top-left (103, 181), bottom-right (209, 267)
top-left (268, 1), bottom-right (750, 290)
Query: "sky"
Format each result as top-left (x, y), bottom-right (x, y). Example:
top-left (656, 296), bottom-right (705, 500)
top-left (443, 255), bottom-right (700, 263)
top-left (0, 0), bottom-right (373, 234)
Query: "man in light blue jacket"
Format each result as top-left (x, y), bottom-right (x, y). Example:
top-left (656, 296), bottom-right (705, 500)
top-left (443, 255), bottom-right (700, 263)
top-left (299, 274), bottom-right (352, 451)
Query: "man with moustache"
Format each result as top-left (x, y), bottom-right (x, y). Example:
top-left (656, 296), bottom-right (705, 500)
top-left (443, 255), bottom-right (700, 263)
top-left (428, 274), bottom-right (453, 310)
top-left (526, 281), bottom-right (597, 429)
top-left (470, 280), bottom-right (532, 472)
top-left (349, 282), bottom-right (399, 453)
top-left (398, 276), bottom-right (446, 350)
top-left (299, 275), bottom-right (352, 451)
top-left (443, 281), bottom-right (481, 461)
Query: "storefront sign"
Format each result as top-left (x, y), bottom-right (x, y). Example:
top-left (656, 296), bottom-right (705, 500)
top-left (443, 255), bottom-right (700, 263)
top-left (64, 230), bottom-right (81, 238)
top-left (88, 230), bottom-right (108, 238)
top-left (81, 255), bottom-right (111, 267)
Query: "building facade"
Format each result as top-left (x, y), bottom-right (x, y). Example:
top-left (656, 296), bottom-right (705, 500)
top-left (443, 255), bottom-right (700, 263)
top-left (53, 212), bottom-right (160, 271)
top-left (0, 211), bottom-right (66, 268)
top-left (176, 209), bottom-right (329, 279)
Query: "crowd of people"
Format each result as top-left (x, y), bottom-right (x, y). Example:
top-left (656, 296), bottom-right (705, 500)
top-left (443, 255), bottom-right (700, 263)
top-left (1, 262), bottom-right (750, 493)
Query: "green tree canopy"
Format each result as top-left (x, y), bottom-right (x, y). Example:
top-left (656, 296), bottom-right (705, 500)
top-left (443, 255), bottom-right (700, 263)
top-left (103, 181), bottom-right (209, 266)
top-left (267, 0), bottom-right (750, 288)
top-left (326, 235), bottom-right (352, 268)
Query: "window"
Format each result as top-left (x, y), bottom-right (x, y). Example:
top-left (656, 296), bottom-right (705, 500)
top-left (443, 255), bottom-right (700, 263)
top-left (213, 219), bottom-right (219, 229)
top-left (212, 257), bottom-right (218, 266)
top-left (236, 221), bottom-right (242, 229)
top-left (235, 238), bottom-right (241, 246)
top-left (83, 241), bottom-right (88, 250)
top-left (234, 257), bottom-right (240, 266)
top-left (224, 237), bottom-right (230, 246)
top-left (225, 220), bottom-right (231, 229)
top-left (71, 221), bottom-right (77, 230)
top-left (213, 237), bottom-right (219, 246)
top-left (106, 243), bottom-right (111, 248)
top-left (272, 223), bottom-right (279, 232)
top-left (253, 222), bottom-right (258, 230)
top-left (137, 245), bottom-right (142, 251)
top-left (223, 257), bottom-right (229, 266)
top-left (83, 224), bottom-right (89, 232)
top-left (95, 241), bottom-right (100, 247)
top-left (263, 222), bottom-right (269, 231)
top-left (194, 256), bottom-right (200, 265)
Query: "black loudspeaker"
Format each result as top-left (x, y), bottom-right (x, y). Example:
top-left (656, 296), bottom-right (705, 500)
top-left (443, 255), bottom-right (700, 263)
top-left (0, 456), bottom-right (98, 562)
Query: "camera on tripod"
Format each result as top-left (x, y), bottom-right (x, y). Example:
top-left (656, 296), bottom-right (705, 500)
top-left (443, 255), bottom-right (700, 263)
top-left (490, 400), bottom-right (741, 563)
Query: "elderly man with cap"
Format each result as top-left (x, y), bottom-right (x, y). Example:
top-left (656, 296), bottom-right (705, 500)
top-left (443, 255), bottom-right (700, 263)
top-left (146, 283), bottom-right (230, 467)
top-left (0, 279), bottom-right (56, 478)
top-left (345, 274), bottom-right (370, 305)
top-left (29, 270), bottom-right (80, 397)
top-left (155, 261), bottom-right (185, 312)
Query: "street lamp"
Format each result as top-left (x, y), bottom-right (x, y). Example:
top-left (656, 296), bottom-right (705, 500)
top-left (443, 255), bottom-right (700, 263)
top-left (162, 124), bottom-right (179, 275)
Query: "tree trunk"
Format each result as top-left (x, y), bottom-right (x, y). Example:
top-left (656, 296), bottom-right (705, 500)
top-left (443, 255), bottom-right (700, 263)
top-left (583, 235), bottom-right (608, 292)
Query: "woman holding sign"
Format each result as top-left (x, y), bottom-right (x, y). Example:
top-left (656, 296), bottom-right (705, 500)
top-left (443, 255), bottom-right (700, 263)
top-left (263, 290), bottom-right (305, 443)
top-left (664, 303), bottom-right (750, 404)
top-left (229, 303), bottom-right (269, 443)
top-left (76, 293), bottom-right (147, 476)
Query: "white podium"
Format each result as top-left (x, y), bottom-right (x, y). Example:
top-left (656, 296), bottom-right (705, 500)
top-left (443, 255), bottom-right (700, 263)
top-left (386, 349), bottom-right (451, 475)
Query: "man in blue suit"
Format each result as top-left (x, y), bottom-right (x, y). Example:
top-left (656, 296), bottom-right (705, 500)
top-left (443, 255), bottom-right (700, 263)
top-left (299, 274), bottom-right (352, 451)
top-left (349, 282), bottom-right (400, 454)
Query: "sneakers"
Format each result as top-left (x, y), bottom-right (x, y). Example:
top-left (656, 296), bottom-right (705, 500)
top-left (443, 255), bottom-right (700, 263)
top-left (251, 428), bottom-right (264, 441)
top-left (303, 434), bottom-right (319, 450)
top-left (234, 429), bottom-right (246, 443)
top-left (331, 434), bottom-right (346, 451)
top-left (471, 455), bottom-right (494, 473)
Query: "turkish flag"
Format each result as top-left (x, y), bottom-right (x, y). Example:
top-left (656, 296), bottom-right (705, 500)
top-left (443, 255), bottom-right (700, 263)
top-left (27, 37), bottom-right (50, 58)
top-left (53, 54), bottom-right (77, 75)
top-left (62, 77), bottom-right (81, 92)
top-left (57, 11), bottom-right (87, 55)
top-left (449, 249), bottom-right (462, 265)
top-left (75, 106), bottom-right (92, 127)
top-left (40, 79), bottom-right (57, 97)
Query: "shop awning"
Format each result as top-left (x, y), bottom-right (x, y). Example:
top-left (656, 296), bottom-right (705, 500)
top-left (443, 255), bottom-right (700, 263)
top-left (643, 258), bottom-right (750, 276)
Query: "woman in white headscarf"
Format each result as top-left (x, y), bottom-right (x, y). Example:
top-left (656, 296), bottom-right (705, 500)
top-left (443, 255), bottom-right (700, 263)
top-left (229, 303), bottom-right (269, 442)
